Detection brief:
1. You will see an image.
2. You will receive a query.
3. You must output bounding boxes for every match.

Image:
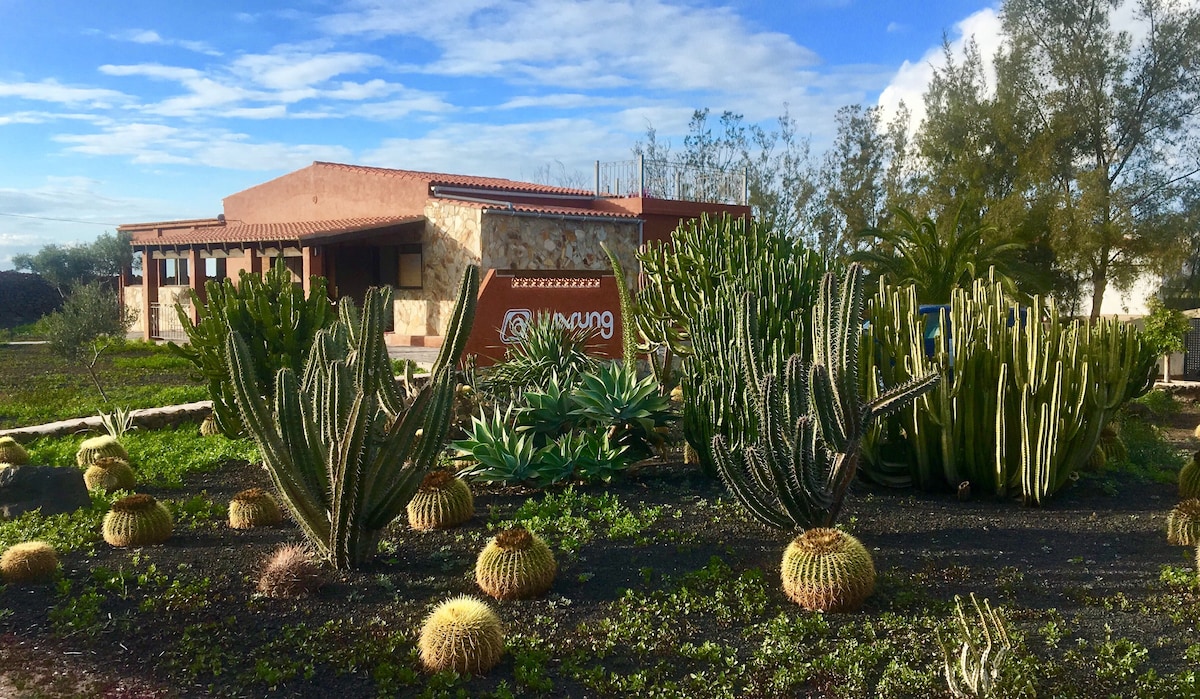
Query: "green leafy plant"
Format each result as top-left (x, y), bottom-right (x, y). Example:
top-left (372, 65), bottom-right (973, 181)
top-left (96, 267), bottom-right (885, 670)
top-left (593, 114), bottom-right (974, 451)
top-left (482, 312), bottom-right (599, 398)
top-left (40, 281), bottom-right (137, 402)
top-left (226, 267), bottom-right (477, 569)
top-left (571, 362), bottom-right (673, 460)
top-left (170, 258), bottom-right (334, 437)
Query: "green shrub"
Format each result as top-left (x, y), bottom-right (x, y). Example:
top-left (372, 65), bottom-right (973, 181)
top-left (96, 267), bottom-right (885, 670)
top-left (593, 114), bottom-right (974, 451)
top-left (481, 311), bottom-right (599, 399)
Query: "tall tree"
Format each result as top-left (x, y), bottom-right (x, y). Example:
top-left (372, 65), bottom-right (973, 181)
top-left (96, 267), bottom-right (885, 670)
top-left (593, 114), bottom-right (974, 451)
top-left (1001, 0), bottom-right (1200, 318)
top-left (13, 230), bottom-right (136, 296)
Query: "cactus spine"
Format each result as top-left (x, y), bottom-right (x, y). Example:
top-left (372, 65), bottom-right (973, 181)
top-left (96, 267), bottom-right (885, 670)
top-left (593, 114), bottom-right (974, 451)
top-left (780, 528), bottom-right (875, 612)
top-left (226, 267), bottom-right (478, 569)
top-left (407, 471), bottom-right (474, 531)
top-left (1, 541), bottom-right (59, 584)
top-left (1181, 452), bottom-right (1200, 500)
top-left (83, 456), bottom-right (136, 492)
top-left (76, 435), bottom-right (128, 467)
top-left (258, 544), bottom-right (324, 598)
top-left (0, 436), bottom-right (29, 465)
top-left (1167, 499), bottom-right (1200, 546)
top-left (103, 494), bottom-right (173, 547)
top-left (229, 488), bottom-right (284, 529)
top-left (713, 264), bottom-right (939, 529)
top-left (418, 596), bottom-right (504, 675)
top-left (475, 526), bottom-right (556, 600)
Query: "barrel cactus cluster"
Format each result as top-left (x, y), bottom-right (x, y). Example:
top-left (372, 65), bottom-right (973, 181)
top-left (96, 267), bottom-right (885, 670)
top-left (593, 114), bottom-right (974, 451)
top-left (0, 436), bottom-right (30, 465)
top-left (0, 540), bottom-right (59, 584)
top-left (76, 435), bottom-right (129, 467)
top-left (229, 488), bottom-right (284, 529)
top-left (781, 528), bottom-right (876, 612)
top-left (257, 544), bottom-right (324, 599)
top-left (83, 456), bottom-right (137, 492)
top-left (103, 494), bottom-right (173, 547)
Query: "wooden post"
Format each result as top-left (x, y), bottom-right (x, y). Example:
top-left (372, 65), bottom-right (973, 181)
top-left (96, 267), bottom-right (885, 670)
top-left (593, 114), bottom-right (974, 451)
top-left (141, 251), bottom-right (158, 341)
top-left (247, 246), bottom-right (262, 276)
top-left (188, 248), bottom-right (205, 324)
top-left (302, 245), bottom-right (325, 296)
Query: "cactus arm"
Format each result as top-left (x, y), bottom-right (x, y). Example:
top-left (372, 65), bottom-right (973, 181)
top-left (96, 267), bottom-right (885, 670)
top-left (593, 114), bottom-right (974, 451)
top-left (273, 368), bottom-right (330, 510)
top-left (866, 370), bottom-right (941, 419)
top-left (430, 265), bottom-right (479, 377)
top-left (712, 435), bottom-right (793, 529)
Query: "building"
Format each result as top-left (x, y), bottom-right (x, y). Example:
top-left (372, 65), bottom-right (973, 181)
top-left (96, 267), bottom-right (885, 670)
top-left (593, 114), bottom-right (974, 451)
top-left (120, 159), bottom-right (748, 358)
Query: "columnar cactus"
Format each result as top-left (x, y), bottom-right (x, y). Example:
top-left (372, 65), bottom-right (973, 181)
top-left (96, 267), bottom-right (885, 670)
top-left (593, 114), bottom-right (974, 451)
top-left (226, 267), bottom-right (478, 569)
top-left (938, 594), bottom-right (1015, 698)
top-left (0, 436), bottom-right (29, 465)
top-left (0, 541), bottom-right (59, 584)
top-left (475, 526), bottom-right (557, 600)
top-left (713, 264), bottom-right (939, 529)
top-left (1181, 452), bottom-right (1200, 500)
top-left (102, 494), bottom-right (173, 547)
top-left (229, 488), bottom-right (284, 529)
top-left (83, 456), bottom-right (136, 492)
top-left (780, 528), bottom-right (876, 612)
top-left (1167, 499), bottom-right (1200, 546)
top-left (418, 596), bottom-right (504, 675)
top-left (76, 435), bottom-right (128, 467)
top-left (407, 471), bottom-right (474, 531)
top-left (257, 544), bottom-right (325, 598)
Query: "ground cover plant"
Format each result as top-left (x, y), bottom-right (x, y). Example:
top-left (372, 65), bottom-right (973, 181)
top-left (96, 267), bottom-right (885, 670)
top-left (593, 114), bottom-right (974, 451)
top-left (0, 341), bottom-right (207, 429)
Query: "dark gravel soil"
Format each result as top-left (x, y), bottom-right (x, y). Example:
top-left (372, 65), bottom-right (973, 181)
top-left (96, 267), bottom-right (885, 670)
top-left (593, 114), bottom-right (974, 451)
top-left (2, 397), bottom-right (1199, 698)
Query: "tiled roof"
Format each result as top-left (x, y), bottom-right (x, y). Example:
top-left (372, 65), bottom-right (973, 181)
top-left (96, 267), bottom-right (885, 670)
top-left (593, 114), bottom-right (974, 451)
top-left (130, 216), bottom-right (422, 246)
top-left (314, 161), bottom-right (594, 197)
top-left (431, 198), bottom-right (639, 220)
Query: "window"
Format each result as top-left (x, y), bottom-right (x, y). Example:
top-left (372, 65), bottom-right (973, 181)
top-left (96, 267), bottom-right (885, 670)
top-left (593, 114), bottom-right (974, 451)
top-left (162, 258), bottom-right (189, 285)
top-left (398, 244), bottom-right (423, 289)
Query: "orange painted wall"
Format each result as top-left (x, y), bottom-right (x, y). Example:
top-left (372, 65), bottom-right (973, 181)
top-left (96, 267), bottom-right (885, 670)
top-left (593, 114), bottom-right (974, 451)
top-left (592, 197), bottom-right (751, 246)
top-left (223, 164), bottom-right (430, 223)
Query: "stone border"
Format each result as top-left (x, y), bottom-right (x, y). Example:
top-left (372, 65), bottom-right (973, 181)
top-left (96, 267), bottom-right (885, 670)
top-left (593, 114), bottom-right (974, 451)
top-left (0, 401), bottom-right (213, 442)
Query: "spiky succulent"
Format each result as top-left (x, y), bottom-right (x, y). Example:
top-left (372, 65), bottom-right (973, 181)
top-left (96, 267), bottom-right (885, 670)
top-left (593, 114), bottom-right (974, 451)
top-left (418, 596), bottom-right (504, 675)
top-left (1180, 452), bottom-right (1200, 500)
top-left (76, 435), bottom-right (129, 468)
top-left (199, 414), bottom-right (221, 437)
top-left (0, 436), bottom-right (30, 466)
top-left (781, 528), bottom-right (876, 612)
top-left (83, 456), bottom-right (136, 492)
top-left (1085, 447), bottom-right (1106, 472)
top-left (0, 541), bottom-right (59, 584)
top-left (257, 544), bottom-right (325, 598)
top-left (102, 494), bottom-right (173, 547)
top-left (1099, 424), bottom-right (1127, 463)
top-left (1167, 499), bottom-right (1200, 546)
top-left (229, 488), bottom-right (284, 529)
top-left (475, 526), bottom-right (556, 600)
top-left (407, 471), bottom-right (474, 531)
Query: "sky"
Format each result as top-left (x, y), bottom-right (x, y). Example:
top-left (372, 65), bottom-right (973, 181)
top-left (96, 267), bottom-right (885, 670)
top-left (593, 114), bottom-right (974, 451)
top-left (0, 0), bottom-right (1006, 272)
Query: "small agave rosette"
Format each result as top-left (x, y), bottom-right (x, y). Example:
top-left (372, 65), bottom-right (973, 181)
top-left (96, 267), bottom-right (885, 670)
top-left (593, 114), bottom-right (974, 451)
top-left (102, 494), bottom-right (173, 547)
top-left (781, 528), bottom-right (876, 613)
top-left (407, 471), bottom-right (474, 531)
top-left (418, 596), bottom-right (504, 675)
top-left (475, 526), bottom-right (557, 600)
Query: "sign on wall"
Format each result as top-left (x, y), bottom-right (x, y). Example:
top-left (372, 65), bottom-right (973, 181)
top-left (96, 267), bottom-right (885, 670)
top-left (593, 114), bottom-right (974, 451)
top-left (463, 269), bottom-right (624, 366)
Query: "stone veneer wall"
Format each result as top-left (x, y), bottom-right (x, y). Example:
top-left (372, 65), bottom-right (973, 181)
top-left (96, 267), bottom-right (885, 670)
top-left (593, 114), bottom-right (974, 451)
top-left (123, 285), bottom-right (144, 334)
top-left (480, 213), bottom-right (641, 288)
top-left (393, 200), bottom-right (483, 336)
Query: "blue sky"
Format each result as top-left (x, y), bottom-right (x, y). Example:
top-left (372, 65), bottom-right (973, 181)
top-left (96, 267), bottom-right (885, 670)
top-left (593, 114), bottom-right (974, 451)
top-left (0, 0), bottom-right (1003, 269)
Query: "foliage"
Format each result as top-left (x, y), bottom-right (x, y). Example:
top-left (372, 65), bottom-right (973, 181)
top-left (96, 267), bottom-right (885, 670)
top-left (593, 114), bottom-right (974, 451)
top-left (1141, 297), bottom-right (1191, 356)
top-left (569, 362), bottom-right (673, 460)
top-left (226, 268), bottom-right (477, 568)
top-left (637, 213), bottom-right (825, 476)
top-left (481, 311), bottom-right (600, 398)
top-left (40, 281), bottom-right (137, 402)
top-left (713, 264), bottom-right (938, 529)
top-left (938, 594), bottom-right (1024, 698)
top-left (494, 486), bottom-right (663, 554)
top-left (861, 274), bottom-right (1158, 503)
top-left (170, 258), bottom-right (334, 437)
top-left (12, 231), bottom-right (135, 296)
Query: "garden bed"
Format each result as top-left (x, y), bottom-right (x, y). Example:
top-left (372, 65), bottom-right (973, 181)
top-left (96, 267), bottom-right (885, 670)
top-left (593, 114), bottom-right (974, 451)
top-left (1, 399), bottom-right (1198, 698)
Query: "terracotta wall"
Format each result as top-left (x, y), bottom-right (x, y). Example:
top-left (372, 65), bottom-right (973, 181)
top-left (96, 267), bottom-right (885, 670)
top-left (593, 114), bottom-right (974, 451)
top-left (223, 164), bottom-right (429, 223)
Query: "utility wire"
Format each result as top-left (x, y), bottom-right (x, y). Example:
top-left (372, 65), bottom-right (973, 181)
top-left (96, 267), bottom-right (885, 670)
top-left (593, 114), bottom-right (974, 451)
top-left (0, 211), bottom-right (120, 226)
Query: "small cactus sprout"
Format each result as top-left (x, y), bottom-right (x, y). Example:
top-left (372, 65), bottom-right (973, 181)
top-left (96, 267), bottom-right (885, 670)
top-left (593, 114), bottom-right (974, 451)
top-left (229, 488), bottom-right (284, 529)
top-left (199, 415), bottom-right (221, 437)
top-left (475, 526), bottom-right (557, 600)
top-left (83, 456), bottom-right (136, 492)
top-left (781, 528), bottom-right (876, 613)
top-left (1167, 499), bottom-right (1200, 546)
top-left (257, 544), bottom-right (325, 598)
top-left (407, 471), bottom-right (474, 531)
top-left (1180, 452), bottom-right (1200, 500)
top-left (1085, 447), bottom-right (1107, 472)
top-left (76, 435), bottom-right (129, 468)
top-left (0, 541), bottom-right (59, 584)
top-left (0, 436), bottom-right (30, 465)
top-left (102, 494), bottom-right (173, 547)
top-left (418, 596), bottom-right (504, 675)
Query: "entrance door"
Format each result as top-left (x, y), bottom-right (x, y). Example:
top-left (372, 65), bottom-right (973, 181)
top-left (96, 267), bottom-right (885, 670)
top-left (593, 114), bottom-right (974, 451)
top-left (1185, 318), bottom-right (1200, 381)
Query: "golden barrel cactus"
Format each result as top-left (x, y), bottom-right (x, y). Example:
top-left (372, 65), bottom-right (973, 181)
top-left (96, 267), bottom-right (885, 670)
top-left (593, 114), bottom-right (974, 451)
top-left (418, 596), bottom-right (504, 675)
top-left (781, 528), bottom-right (876, 613)
top-left (407, 471), bottom-right (474, 531)
top-left (229, 488), bottom-right (284, 529)
top-left (1167, 499), bottom-right (1200, 546)
top-left (0, 541), bottom-right (59, 584)
top-left (83, 456), bottom-right (136, 492)
top-left (475, 526), bottom-right (556, 600)
top-left (0, 436), bottom-right (30, 466)
top-left (257, 544), bottom-right (324, 598)
top-left (102, 494), bottom-right (173, 547)
top-left (199, 415), bottom-right (221, 437)
top-left (76, 435), bottom-right (128, 468)
top-left (1180, 452), bottom-right (1200, 500)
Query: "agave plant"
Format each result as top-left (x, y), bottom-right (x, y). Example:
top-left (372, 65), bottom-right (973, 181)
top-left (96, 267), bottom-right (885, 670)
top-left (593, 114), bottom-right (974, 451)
top-left (571, 362), bottom-right (674, 461)
top-left (482, 312), bottom-right (599, 398)
top-left (226, 267), bottom-right (478, 569)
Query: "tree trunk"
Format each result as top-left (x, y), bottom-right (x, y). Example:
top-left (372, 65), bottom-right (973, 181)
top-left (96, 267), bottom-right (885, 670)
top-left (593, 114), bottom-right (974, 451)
top-left (1089, 265), bottom-right (1108, 321)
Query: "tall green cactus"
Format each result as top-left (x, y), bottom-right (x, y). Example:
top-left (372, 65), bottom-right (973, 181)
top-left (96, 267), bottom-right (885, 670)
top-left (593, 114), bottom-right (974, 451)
top-left (713, 265), bottom-right (939, 529)
top-left (226, 266), bottom-right (479, 568)
top-left (171, 258), bottom-right (334, 437)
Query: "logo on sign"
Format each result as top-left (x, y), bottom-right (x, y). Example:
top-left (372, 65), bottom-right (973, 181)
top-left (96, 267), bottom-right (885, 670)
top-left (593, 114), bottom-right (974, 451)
top-left (499, 308), bottom-right (615, 343)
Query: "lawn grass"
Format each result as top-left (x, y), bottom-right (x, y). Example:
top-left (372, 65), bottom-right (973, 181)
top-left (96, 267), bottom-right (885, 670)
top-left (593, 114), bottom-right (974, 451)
top-left (0, 341), bottom-right (207, 428)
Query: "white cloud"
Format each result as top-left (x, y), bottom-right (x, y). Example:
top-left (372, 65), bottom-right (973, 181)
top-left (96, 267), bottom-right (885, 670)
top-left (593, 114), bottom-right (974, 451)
top-left (231, 51), bottom-right (385, 91)
top-left (0, 79), bottom-right (127, 107)
top-left (112, 29), bottom-right (222, 56)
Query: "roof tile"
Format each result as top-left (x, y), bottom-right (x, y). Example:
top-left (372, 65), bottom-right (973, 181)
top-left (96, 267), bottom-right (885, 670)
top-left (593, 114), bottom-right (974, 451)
top-left (130, 216), bottom-right (421, 246)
